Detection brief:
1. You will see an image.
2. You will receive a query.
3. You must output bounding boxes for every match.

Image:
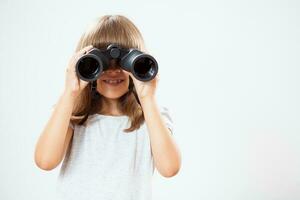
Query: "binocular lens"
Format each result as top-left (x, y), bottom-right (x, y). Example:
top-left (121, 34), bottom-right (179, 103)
top-left (75, 45), bottom-right (158, 82)
top-left (133, 57), bottom-right (156, 80)
top-left (77, 57), bottom-right (101, 80)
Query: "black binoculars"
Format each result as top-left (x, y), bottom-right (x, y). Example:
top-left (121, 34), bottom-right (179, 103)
top-left (75, 44), bottom-right (158, 82)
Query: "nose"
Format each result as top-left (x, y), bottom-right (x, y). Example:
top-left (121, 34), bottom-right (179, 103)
top-left (103, 60), bottom-right (122, 74)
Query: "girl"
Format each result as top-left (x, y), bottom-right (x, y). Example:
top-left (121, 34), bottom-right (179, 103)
top-left (34, 15), bottom-right (181, 200)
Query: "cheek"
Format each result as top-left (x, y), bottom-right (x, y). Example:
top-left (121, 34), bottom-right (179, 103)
top-left (120, 74), bottom-right (130, 90)
top-left (124, 77), bottom-right (130, 88)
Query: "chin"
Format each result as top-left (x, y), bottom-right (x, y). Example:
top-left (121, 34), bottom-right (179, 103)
top-left (98, 86), bottom-right (129, 99)
top-left (100, 91), bottom-right (127, 99)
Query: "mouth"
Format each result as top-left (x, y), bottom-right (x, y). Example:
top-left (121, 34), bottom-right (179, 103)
top-left (102, 79), bottom-right (125, 86)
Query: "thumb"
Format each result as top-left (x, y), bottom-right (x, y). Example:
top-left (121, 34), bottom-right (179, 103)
top-left (79, 79), bottom-right (89, 90)
top-left (123, 70), bottom-right (131, 76)
top-left (123, 70), bottom-right (135, 80)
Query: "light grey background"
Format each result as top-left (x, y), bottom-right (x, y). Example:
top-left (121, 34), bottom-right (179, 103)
top-left (0, 0), bottom-right (299, 199)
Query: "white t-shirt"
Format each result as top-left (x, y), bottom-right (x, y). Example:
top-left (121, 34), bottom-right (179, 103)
top-left (55, 106), bottom-right (174, 200)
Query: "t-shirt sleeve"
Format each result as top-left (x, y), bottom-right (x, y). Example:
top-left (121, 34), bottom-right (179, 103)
top-left (69, 121), bottom-right (75, 130)
top-left (160, 106), bottom-right (174, 135)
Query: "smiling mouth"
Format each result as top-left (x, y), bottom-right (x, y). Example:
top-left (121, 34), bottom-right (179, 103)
top-left (102, 79), bottom-right (124, 86)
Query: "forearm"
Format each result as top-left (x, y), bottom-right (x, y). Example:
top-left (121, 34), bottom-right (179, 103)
top-left (34, 92), bottom-right (75, 169)
top-left (141, 97), bottom-right (181, 177)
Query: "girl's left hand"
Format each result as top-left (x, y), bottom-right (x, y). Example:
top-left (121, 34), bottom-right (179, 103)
top-left (123, 71), bottom-right (159, 102)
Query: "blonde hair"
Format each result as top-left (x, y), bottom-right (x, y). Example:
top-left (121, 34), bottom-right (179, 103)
top-left (71, 15), bottom-right (146, 132)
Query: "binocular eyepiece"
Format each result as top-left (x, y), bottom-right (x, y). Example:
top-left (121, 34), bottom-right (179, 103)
top-left (75, 44), bottom-right (158, 82)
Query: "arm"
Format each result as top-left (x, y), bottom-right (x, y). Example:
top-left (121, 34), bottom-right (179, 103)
top-left (34, 45), bottom-right (93, 171)
top-left (141, 97), bottom-right (181, 178)
top-left (34, 92), bottom-right (75, 171)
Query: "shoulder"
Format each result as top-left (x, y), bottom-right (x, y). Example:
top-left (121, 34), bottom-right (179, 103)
top-left (68, 115), bottom-right (97, 130)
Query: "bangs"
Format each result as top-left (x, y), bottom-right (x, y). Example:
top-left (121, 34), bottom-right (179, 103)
top-left (76, 15), bottom-right (145, 51)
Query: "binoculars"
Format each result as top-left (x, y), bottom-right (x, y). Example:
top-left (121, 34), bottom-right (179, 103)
top-left (75, 44), bottom-right (158, 82)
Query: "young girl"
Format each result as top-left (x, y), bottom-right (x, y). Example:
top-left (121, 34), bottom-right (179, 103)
top-left (34, 15), bottom-right (181, 200)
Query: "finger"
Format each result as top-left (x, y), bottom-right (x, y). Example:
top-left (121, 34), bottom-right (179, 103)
top-left (123, 70), bottom-right (134, 79)
top-left (68, 45), bottom-right (94, 72)
top-left (79, 45), bottom-right (93, 52)
top-left (71, 46), bottom-right (93, 66)
top-left (79, 79), bottom-right (89, 88)
top-left (156, 73), bottom-right (160, 81)
top-left (67, 59), bottom-right (78, 72)
top-left (78, 45), bottom-right (94, 55)
top-left (73, 45), bottom-right (94, 65)
top-left (65, 46), bottom-right (94, 80)
top-left (123, 70), bottom-right (130, 75)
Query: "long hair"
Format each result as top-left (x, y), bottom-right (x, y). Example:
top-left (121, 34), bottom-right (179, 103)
top-left (70, 15), bottom-right (146, 132)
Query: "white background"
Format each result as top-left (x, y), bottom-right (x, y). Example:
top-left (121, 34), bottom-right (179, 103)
top-left (0, 0), bottom-right (299, 199)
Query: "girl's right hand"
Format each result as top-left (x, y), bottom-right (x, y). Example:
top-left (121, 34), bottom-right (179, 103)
top-left (63, 45), bottom-right (94, 99)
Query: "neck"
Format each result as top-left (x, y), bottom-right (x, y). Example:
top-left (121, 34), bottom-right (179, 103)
top-left (98, 97), bottom-right (123, 116)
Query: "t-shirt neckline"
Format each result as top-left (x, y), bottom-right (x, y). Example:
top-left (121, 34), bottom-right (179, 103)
top-left (92, 113), bottom-right (128, 118)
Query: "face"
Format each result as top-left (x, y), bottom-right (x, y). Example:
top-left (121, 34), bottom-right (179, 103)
top-left (97, 60), bottom-right (130, 99)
